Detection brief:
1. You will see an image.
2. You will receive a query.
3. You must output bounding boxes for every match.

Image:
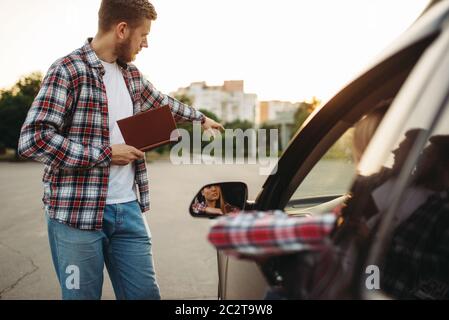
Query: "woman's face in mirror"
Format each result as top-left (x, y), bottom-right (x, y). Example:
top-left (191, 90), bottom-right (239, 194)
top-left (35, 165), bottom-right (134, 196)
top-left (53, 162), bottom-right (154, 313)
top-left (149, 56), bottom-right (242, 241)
top-left (201, 185), bottom-right (221, 201)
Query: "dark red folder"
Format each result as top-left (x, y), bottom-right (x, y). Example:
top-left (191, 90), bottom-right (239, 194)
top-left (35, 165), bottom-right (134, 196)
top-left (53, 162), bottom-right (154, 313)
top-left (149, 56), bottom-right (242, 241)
top-left (117, 105), bottom-right (180, 152)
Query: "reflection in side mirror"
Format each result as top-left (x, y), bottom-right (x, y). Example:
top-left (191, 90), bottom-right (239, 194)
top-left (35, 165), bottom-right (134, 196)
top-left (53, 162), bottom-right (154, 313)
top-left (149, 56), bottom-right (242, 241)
top-left (189, 182), bottom-right (248, 218)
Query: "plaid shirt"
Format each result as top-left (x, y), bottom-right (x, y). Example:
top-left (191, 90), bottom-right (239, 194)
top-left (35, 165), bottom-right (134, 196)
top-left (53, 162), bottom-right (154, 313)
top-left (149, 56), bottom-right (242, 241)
top-left (191, 201), bottom-right (208, 214)
top-left (208, 210), bottom-right (336, 257)
top-left (18, 38), bottom-right (204, 230)
top-left (382, 189), bottom-right (449, 299)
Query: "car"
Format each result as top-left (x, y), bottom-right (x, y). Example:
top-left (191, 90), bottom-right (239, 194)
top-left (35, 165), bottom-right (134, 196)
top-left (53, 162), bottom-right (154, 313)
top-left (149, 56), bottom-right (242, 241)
top-left (189, 0), bottom-right (449, 299)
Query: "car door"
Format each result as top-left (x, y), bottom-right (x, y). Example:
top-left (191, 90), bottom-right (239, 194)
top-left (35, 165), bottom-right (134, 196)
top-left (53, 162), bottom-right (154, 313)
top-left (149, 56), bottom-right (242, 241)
top-left (221, 2), bottom-right (448, 299)
top-left (354, 19), bottom-right (449, 300)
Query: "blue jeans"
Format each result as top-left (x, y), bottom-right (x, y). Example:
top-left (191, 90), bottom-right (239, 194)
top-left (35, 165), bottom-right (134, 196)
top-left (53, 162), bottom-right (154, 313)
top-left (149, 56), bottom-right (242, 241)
top-left (46, 200), bottom-right (160, 300)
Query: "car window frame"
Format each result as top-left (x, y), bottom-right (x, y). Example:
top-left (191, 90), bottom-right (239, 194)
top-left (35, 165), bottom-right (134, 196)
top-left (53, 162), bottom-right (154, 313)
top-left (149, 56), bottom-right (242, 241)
top-left (253, 33), bottom-right (439, 213)
top-left (282, 36), bottom-right (438, 210)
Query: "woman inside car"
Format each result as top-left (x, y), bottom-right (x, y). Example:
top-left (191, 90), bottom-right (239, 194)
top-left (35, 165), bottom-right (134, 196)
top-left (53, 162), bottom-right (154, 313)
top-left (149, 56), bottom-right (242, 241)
top-left (192, 184), bottom-right (240, 215)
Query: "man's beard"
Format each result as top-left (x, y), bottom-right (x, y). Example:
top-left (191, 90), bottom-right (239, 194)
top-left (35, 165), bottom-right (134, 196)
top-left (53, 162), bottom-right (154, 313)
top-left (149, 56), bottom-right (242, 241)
top-left (114, 37), bottom-right (135, 63)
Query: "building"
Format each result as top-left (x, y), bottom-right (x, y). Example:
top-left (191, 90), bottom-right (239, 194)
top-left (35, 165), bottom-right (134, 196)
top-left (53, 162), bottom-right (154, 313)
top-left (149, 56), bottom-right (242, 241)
top-left (257, 100), bottom-right (303, 125)
top-left (171, 80), bottom-right (257, 123)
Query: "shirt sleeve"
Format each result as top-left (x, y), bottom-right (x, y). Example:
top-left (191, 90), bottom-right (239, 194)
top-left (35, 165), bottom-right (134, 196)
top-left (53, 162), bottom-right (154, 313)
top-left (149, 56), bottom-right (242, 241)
top-left (208, 210), bottom-right (336, 257)
top-left (17, 64), bottom-right (112, 169)
top-left (192, 201), bottom-right (208, 214)
top-left (140, 76), bottom-right (205, 123)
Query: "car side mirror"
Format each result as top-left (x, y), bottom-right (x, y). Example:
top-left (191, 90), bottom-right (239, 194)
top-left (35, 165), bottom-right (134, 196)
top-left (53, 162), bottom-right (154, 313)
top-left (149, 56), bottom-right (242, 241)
top-left (189, 182), bottom-right (248, 218)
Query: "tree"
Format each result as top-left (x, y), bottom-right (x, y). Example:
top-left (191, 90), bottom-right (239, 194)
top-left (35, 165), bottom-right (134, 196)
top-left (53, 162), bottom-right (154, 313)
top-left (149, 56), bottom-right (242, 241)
top-left (0, 72), bottom-right (43, 159)
top-left (154, 94), bottom-right (222, 155)
top-left (291, 97), bottom-right (321, 137)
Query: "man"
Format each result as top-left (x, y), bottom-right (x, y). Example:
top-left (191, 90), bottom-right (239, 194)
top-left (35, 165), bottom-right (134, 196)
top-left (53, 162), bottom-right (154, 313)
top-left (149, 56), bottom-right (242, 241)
top-left (18, 0), bottom-right (222, 300)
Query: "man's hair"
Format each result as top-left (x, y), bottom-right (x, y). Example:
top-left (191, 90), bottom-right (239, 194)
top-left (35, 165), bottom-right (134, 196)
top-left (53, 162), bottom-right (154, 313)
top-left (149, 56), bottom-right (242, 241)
top-left (98, 0), bottom-right (157, 33)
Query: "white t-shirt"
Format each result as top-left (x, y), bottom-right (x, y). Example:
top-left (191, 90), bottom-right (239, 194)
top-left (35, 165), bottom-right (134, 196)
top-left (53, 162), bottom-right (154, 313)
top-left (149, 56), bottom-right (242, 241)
top-left (101, 60), bottom-right (137, 204)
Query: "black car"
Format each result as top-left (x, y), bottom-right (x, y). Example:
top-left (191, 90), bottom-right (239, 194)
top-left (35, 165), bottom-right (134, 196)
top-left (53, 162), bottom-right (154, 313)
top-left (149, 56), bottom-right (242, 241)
top-left (190, 0), bottom-right (449, 299)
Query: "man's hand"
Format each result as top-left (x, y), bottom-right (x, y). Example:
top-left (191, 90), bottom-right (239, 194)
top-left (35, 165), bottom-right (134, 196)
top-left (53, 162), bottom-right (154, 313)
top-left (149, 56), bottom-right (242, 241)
top-left (201, 116), bottom-right (225, 136)
top-left (111, 144), bottom-right (145, 166)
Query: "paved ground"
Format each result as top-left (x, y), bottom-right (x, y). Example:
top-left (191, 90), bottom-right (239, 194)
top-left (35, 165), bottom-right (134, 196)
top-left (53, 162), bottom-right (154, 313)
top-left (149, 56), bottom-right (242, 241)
top-left (0, 161), bottom-right (267, 300)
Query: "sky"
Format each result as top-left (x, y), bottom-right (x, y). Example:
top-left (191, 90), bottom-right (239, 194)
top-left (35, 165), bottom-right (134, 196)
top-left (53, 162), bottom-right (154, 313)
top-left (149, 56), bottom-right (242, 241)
top-left (0, 0), bottom-right (429, 102)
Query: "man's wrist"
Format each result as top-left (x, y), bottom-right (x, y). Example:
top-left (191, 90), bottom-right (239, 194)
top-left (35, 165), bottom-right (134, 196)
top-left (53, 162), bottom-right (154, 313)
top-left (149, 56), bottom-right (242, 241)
top-left (95, 145), bottom-right (113, 168)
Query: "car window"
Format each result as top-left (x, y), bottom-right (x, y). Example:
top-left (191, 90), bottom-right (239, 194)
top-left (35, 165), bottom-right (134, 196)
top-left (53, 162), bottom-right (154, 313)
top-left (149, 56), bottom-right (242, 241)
top-left (373, 104), bottom-right (449, 300)
top-left (330, 108), bottom-right (435, 295)
top-left (278, 36), bottom-right (440, 212)
top-left (289, 128), bottom-right (355, 200)
top-left (332, 27), bottom-right (449, 299)
top-left (287, 100), bottom-right (390, 212)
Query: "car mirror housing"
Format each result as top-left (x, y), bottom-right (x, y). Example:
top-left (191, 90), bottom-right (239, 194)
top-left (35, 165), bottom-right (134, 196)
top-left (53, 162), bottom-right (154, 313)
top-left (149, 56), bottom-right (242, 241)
top-left (189, 182), bottom-right (248, 218)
